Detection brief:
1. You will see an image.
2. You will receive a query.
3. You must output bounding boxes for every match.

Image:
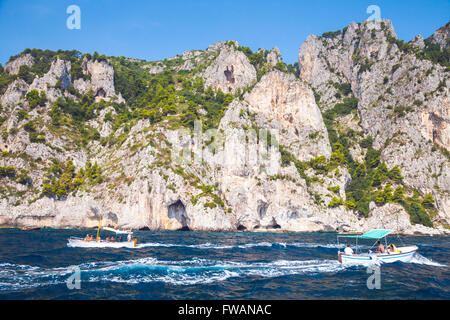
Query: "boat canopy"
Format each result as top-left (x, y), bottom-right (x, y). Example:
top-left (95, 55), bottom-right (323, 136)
top-left (338, 229), bottom-right (393, 240)
top-left (102, 227), bottom-right (132, 234)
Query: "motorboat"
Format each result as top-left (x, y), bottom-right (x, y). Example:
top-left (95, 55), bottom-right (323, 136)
top-left (337, 229), bottom-right (418, 264)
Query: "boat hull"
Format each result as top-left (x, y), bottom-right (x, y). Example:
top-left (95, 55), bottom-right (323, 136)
top-left (68, 238), bottom-right (137, 248)
top-left (338, 246), bottom-right (418, 264)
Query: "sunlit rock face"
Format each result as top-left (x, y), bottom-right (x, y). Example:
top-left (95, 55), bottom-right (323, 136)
top-left (203, 45), bottom-right (256, 94)
top-left (298, 19), bottom-right (450, 228)
top-left (74, 57), bottom-right (124, 102)
top-left (4, 54), bottom-right (35, 75)
top-left (244, 70), bottom-right (331, 161)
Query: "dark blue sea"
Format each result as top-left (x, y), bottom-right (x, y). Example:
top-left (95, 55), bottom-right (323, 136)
top-left (0, 229), bottom-right (448, 299)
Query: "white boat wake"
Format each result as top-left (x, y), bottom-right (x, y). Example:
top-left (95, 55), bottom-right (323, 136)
top-left (408, 253), bottom-right (447, 267)
top-left (68, 239), bottom-right (355, 249)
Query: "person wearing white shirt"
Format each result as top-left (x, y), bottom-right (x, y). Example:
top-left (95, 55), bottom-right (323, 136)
top-left (344, 243), bottom-right (354, 255)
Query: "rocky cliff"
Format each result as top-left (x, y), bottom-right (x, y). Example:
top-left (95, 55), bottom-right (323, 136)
top-left (0, 20), bottom-right (448, 235)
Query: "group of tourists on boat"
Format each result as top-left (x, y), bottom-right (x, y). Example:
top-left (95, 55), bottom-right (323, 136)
top-left (344, 241), bottom-right (398, 255)
top-left (83, 233), bottom-right (132, 242)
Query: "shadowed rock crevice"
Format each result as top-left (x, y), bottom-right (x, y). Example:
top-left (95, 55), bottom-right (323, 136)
top-left (257, 201), bottom-right (268, 219)
top-left (224, 65), bottom-right (235, 84)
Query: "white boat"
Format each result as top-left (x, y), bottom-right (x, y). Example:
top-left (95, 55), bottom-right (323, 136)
top-left (68, 237), bottom-right (137, 248)
top-left (337, 229), bottom-right (418, 264)
top-left (67, 216), bottom-right (138, 248)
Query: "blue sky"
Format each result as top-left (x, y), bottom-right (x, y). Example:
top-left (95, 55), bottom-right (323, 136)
top-left (0, 0), bottom-right (448, 65)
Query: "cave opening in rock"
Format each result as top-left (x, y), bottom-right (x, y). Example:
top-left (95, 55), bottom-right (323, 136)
top-left (224, 65), bottom-right (235, 84)
top-left (96, 87), bottom-right (106, 98)
top-left (269, 218), bottom-right (281, 229)
top-left (237, 224), bottom-right (247, 231)
top-left (168, 200), bottom-right (190, 231)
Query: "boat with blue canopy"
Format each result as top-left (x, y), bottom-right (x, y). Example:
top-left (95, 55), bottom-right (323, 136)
top-left (337, 229), bottom-right (418, 264)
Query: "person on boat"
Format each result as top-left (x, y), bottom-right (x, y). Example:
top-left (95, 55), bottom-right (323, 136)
top-left (84, 234), bottom-right (89, 242)
top-left (374, 241), bottom-right (385, 253)
top-left (110, 236), bottom-right (115, 242)
top-left (344, 243), bottom-right (354, 255)
top-left (118, 236), bottom-right (122, 242)
top-left (106, 236), bottom-right (110, 242)
top-left (127, 233), bottom-right (132, 242)
top-left (389, 243), bottom-right (397, 252)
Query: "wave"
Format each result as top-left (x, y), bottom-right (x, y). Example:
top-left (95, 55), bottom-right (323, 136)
top-left (1, 250), bottom-right (446, 292)
top-left (0, 257), bottom-right (349, 290)
top-left (408, 253), bottom-right (447, 267)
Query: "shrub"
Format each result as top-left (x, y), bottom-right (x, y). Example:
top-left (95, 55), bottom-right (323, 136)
top-left (388, 166), bottom-right (403, 182)
top-left (405, 202), bottom-right (433, 227)
top-left (25, 90), bottom-right (47, 109)
top-left (422, 193), bottom-right (435, 208)
top-left (328, 196), bottom-right (344, 208)
top-left (17, 169), bottom-right (32, 185)
top-left (322, 30), bottom-right (341, 38)
top-left (328, 186), bottom-right (340, 194)
top-left (29, 132), bottom-right (45, 143)
top-left (382, 184), bottom-right (393, 202)
top-left (365, 148), bottom-right (381, 168)
top-left (17, 109), bottom-right (29, 121)
top-left (309, 156), bottom-right (328, 174)
top-left (393, 186), bottom-right (404, 202)
top-left (345, 200), bottom-right (356, 210)
top-left (360, 136), bottom-right (373, 149)
top-left (333, 97), bottom-right (358, 116)
top-left (23, 120), bottom-right (36, 132)
top-left (334, 82), bottom-right (352, 96)
top-left (375, 192), bottom-right (386, 205)
top-left (41, 159), bottom-right (104, 199)
top-left (0, 166), bottom-right (16, 178)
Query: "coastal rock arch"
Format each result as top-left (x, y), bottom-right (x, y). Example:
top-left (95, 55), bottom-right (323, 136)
top-left (168, 200), bottom-right (190, 231)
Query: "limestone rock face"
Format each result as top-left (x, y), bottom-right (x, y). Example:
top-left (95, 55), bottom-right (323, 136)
top-left (203, 45), bottom-right (257, 94)
top-left (74, 57), bottom-right (123, 102)
top-left (411, 35), bottom-right (425, 49)
top-left (430, 21), bottom-right (450, 49)
top-left (244, 70), bottom-right (331, 160)
top-left (297, 19), bottom-right (450, 228)
top-left (4, 54), bottom-right (35, 75)
top-left (363, 203), bottom-right (442, 235)
top-left (143, 63), bottom-right (165, 74)
top-left (267, 47), bottom-right (282, 66)
top-left (29, 58), bottom-right (72, 92)
top-left (1, 79), bottom-right (29, 107)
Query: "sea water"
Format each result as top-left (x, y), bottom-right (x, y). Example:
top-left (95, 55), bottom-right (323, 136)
top-left (0, 229), bottom-right (448, 299)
